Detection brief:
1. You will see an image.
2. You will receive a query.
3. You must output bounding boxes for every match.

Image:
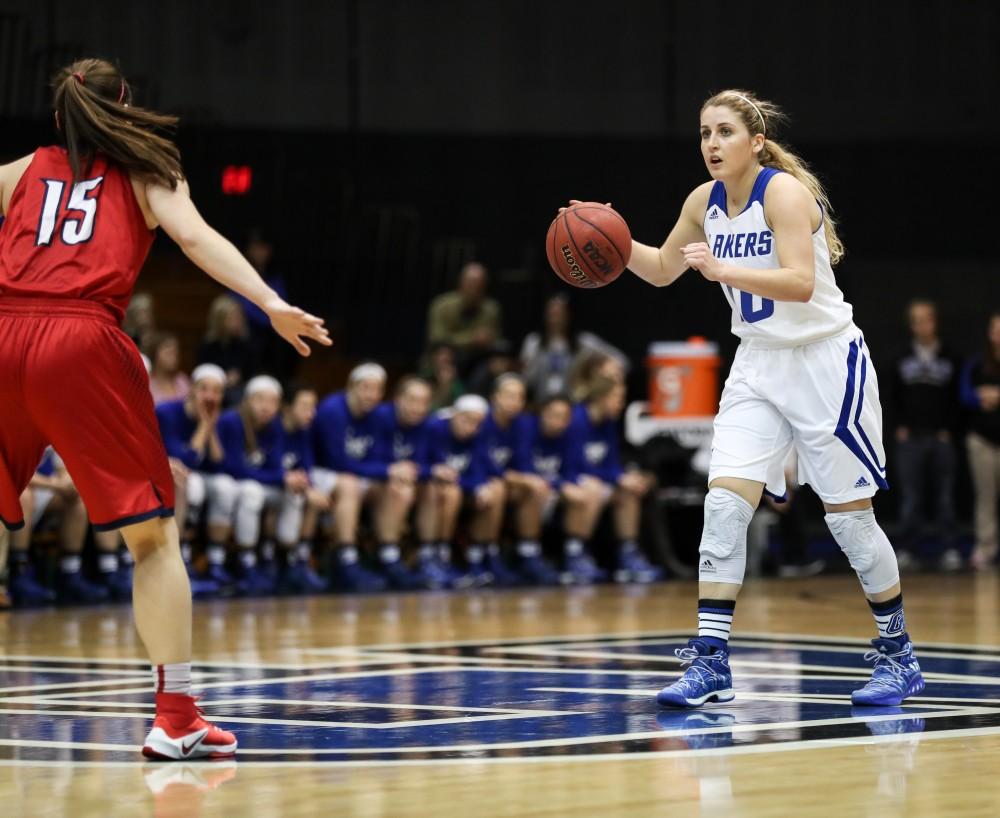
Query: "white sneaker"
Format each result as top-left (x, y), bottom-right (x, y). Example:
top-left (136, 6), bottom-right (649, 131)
top-left (939, 548), bottom-right (963, 572)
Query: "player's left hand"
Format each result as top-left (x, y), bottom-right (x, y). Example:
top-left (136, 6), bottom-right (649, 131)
top-left (263, 297), bottom-right (333, 357)
top-left (681, 243), bottom-right (726, 282)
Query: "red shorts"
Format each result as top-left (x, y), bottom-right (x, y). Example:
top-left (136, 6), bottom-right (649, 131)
top-left (0, 297), bottom-right (175, 531)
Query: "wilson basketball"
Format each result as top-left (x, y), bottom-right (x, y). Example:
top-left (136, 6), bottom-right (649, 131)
top-left (545, 202), bottom-right (632, 288)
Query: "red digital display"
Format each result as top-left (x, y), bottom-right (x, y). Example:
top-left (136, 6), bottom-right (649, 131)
top-left (221, 165), bottom-right (252, 195)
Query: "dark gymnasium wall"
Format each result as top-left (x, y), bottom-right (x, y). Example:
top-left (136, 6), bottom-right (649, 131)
top-left (1, 0), bottom-right (997, 376)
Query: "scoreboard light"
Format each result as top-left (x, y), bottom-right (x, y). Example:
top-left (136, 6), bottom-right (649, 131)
top-left (221, 165), bottom-right (253, 195)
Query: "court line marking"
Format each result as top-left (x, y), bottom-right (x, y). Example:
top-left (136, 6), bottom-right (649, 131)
top-left (527, 687), bottom-right (973, 711)
top-left (0, 707), bottom-right (993, 757)
top-left (341, 629), bottom-right (1000, 652)
top-left (4, 723), bottom-right (1000, 767)
top-left (468, 648), bottom-right (1000, 683)
top-left (550, 638), bottom-right (1000, 664)
top-left (6, 662), bottom-right (996, 706)
top-left (0, 665), bottom-right (473, 702)
top-left (0, 707), bottom-right (580, 730)
top-left (0, 677), bottom-right (156, 695)
top-left (6, 722), bottom-right (999, 767)
top-left (0, 666), bottom-right (215, 677)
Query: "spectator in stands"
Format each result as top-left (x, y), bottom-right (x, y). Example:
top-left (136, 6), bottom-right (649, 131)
top-left (426, 262), bottom-right (502, 376)
top-left (371, 376), bottom-right (442, 589)
top-left (197, 295), bottom-right (254, 405)
top-left (423, 342), bottom-right (465, 410)
top-left (566, 376), bottom-right (660, 584)
top-left (888, 299), bottom-right (962, 569)
top-left (479, 374), bottom-right (532, 584)
top-left (312, 364), bottom-right (410, 592)
top-left (155, 363), bottom-right (231, 596)
top-left (8, 450), bottom-right (124, 605)
top-left (423, 394), bottom-right (506, 587)
top-left (520, 294), bottom-right (629, 401)
top-left (962, 311), bottom-right (1000, 571)
top-left (215, 377), bottom-right (307, 595)
top-left (236, 230), bottom-right (295, 377)
top-left (568, 348), bottom-right (627, 403)
top-left (466, 339), bottom-right (518, 397)
top-left (146, 332), bottom-right (190, 405)
top-left (123, 292), bottom-right (156, 349)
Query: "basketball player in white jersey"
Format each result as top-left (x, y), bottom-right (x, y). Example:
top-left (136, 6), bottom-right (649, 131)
top-left (624, 90), bottom-right (924, 707)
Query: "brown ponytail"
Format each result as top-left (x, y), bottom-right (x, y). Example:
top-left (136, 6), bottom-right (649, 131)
top-left (701, 89), bottom-right (845, 265)
top-left (52, 58), bottom-right (183, 189)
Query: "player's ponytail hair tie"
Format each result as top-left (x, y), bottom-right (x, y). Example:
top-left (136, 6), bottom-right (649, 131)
top-left (71, 72), bottom-right (85, 86)
top-left (728, 92), bottom-right (766, 137)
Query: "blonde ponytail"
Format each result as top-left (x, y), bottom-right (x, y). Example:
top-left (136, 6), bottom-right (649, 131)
top-left (702, 89), bottom-right (845, 265)
top-left (760, 139), bottom-right (844, 265)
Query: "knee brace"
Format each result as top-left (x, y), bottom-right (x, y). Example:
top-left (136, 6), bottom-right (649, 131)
top-left (699, 487), bottom-right (754, 585)
top-left (276, 491), bottom-right (306, 545)
top-left (206, 474), bottom-right (239, 524)
top-left (824, 509), bottom-right (899, 595)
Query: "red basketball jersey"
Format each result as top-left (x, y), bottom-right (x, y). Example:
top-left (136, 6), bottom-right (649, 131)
top-left (0, 146), bottom-right (154, 322)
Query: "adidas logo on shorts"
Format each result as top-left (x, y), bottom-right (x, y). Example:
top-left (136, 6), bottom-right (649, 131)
top-left (700, 559), bottom-right (716, 573)
top-left (854, 476), bottom-right (870, 488)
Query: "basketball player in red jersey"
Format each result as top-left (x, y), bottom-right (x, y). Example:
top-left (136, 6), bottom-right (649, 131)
top-left (0, 58), bottom-right (332, 759)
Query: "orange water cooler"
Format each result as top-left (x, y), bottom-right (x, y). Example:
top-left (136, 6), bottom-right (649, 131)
top-left (646, 338), bottom-right (721, 418)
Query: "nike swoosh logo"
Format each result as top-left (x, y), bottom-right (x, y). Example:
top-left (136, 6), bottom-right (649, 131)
top-left (181, 729), bottom-right (209, 756)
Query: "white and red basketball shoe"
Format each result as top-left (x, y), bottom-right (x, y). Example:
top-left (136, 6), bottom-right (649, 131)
top-left (142, 692), bottom-right (238, 760)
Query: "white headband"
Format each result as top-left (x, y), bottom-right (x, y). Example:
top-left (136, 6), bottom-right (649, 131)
top-left (191, 363), bottom-right (226, 386)
top-left (453, 394), bottom-right (488, 415)
top-left (348, 362), bottom-right (387, 385)
top-left (245, 375), bottom-right (283, 398)
top-left (728, 93), bottom-right (766, 136)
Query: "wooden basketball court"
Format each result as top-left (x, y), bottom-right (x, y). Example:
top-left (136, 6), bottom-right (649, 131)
top-left (2, 574), bottom-right (999, 817)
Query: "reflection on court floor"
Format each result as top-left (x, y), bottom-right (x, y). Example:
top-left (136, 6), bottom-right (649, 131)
top-left (3, 630), bottom-right (1000, 764)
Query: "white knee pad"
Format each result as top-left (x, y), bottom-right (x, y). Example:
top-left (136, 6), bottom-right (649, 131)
top-left (276, 491), bottom-right (306, 545)
top-left (206, 474), bottom-right (240, 525)
top-left (825, 509), bottom-right (899, 595)
top-left (186, 471), bottom-right (206, 510)
top-left (698, 487), bottom-right (754, 585)
top-left (234, 480), bottom-right (267, 547)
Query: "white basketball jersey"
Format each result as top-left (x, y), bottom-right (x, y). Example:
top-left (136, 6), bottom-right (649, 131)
top-left (702, 167), bottom-right (854, 348)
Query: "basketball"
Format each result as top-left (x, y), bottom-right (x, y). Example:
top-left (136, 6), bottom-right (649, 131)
top-left (545, 202), bottom-right (632, 288)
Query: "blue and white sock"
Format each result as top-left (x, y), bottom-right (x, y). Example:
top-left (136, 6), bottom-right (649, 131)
top-left (697, 598), bottom-right (736, 652)
top-left (869, 593), bottom-right (908, 641)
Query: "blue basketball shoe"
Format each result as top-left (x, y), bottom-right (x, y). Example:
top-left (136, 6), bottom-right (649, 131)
top-left (613, 548), bottom-right (664, 584)
top-left (562, 551), bottom-right (608, 585)
top-left (656, 639), bottom-right (735, 708)
top-left (851, 637), bottom-right (925, 706)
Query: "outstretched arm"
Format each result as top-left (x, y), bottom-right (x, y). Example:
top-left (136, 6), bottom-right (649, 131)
top-left (0, 154), bottom-right (35, 216)
top-left (145, 180), bottom-right (332, 356)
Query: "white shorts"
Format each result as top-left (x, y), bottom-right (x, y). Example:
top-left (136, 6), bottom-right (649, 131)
top-left (310, 467), bottom-right (339, 496)
top-left (708, 327), bottom-right (888, 505)
top-left (30, 488), bottom-right (55, 529)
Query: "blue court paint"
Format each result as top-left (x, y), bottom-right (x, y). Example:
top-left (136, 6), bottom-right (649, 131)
top-left (2, 633), bottom-right (1000, 763)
